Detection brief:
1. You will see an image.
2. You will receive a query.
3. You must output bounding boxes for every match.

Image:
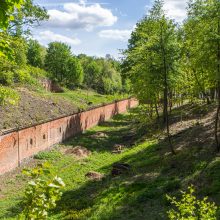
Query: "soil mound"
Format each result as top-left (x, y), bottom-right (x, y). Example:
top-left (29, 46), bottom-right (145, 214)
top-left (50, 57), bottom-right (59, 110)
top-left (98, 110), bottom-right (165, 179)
top-left (65, 146), bottom-right (91, 158)
top-left (85, 171), bottom-right (104, 181)
top-left (112, 144), bottom-right (125, 154)
top-left (111, 163), bottom-right (131, 176)
top-left (90, 132), bottom-right (108, 139)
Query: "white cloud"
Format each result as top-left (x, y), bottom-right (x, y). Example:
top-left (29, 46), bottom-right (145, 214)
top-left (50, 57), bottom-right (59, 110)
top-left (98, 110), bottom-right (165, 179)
top-left (98, 29), bottom-right (132, 41)
top-left (163, 0), bottom-right (187, 22)
top-left (46, 2), bottom-right (117, 31)
top-left (35, 31), bottom-right (81, 46)
top-left (146, 0), bottom-right (187, 22)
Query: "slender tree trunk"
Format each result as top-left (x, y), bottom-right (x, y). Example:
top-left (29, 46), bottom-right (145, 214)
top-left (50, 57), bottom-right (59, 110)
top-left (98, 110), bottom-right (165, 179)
top-left (216, 19), bottom-right (220, 149)
top-left (149, 103), bottom-right (153, 119)
top-left (210, 87), bottom-right (216, 101)
top-left (215, 20), bottom-right (220, 151)
top-left (155, 103), bottom-right (159, 119)
top-left (215, 85), bottom-right (220, 151)
top-left (164, 75), bottom-right (175, 155)
top-left (169, 90), bottom-right (173, 114)
top-left (161, 23), bottom-right (175, 155)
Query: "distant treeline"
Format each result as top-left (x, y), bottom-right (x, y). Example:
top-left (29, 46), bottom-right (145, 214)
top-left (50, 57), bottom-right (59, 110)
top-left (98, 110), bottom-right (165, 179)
top-left (0, 0), bottom-right (130, 102)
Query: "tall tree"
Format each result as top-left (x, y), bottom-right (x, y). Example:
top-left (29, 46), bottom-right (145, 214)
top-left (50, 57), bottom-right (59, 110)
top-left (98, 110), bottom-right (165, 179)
top-left (123, 0), bottom-right (180, 154)
top-left (27, 39), bottom-right (46, 68)
top-left (83, 60), bottom-right (102, 90)
top-left (45, 42), bottom-right (72, 83)
top-left (185, 0), bottom-right (220, 150)
top-left (66, 56), bottom-right (84, 87)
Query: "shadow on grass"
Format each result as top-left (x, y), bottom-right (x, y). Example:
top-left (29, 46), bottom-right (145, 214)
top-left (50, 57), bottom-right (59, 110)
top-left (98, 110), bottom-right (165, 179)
top-left (53, 136), bottom-right (218, 219)
top-left (52, 105), bottom-right (219, 219)
top-left (2, 104), bottom-right (220, 219)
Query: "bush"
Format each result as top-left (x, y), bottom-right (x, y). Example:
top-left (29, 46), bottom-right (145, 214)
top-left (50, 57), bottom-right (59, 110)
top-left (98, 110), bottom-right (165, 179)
top-left (28, 66), bottom-right (49, 79)
top-left (0, 71), bottom-right (14, 85)
top-left (14, 68), bottom-right (32, 83)
top-left (0, 86), bottom-right (19, 105)
top-left (20, 163), bottom-right (65, 219)
top-left (167, 185), bottom-right (217, 220)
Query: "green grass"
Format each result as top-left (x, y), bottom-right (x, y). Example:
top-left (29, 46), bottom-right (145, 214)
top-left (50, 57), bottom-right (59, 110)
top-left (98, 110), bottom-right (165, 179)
top-left (39, 88), bottom-right (129, 110)
top-left (0, 106), bottom-right (220, 219)
top-left (33, 150), bottom-right (62, 160)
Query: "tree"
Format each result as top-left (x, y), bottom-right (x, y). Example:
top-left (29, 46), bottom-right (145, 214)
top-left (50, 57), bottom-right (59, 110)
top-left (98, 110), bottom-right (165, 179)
top-left (78, 55), bottom-right (123, 94)
top-left (45, 42), bottom-right (84, 87)
top-left (27, 39), bottom-right (46, 68)
top-left (123, 0), bottom-right (180, 154)
top-left (102, 61), bottom-right (122, 94)
top-left (45, 42), bottom-right (72, 83)
top-left (0, 0), bottom-right (24, 105)
top-left (11, 37), bottom-right (27, 67)
top-left (0, 0), bottom-right (23, 59)
top-left (66, 56), bottom-right (84, 87)
top-left (7, 0), bottom-right (49, 36)
top-left (84, 60), bottom-right (102, 90)
top-left (0, 0), bottom-right (23, 30)
top-left (185, 0), bottom-right (220, 150)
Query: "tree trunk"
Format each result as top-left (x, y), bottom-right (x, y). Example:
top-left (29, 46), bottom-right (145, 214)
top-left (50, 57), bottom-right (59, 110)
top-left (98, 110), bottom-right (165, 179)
top-left (155, 103), bottom-right (159, 119)
top-left (164, 79), bottom-right (175, 155)
top-left (169, 90), bottom-right (173, 114)
top-left (161, 22), bottom-right (175, 155)
top-left (215, 85), bottom-right (220, 151)
top-left (163, 95), bottom-right (166, 123)
top-left (215, 20), bottom-right (220, 151)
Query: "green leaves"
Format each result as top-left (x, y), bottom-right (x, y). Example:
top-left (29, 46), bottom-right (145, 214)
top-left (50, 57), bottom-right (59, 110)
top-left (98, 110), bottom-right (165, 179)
top-left (21, 163), bottom-right (65, 219)
top-left (66, 56), bottom-right (84, 87)
top-left (0, 0), bottom-right (23, 29)
top-left (0, 86), bottom-right (19, 105)
top-left (27, 40), bottom-right (46, 68)
top-left (7, 0), bottom-right (49, 36)
top-left (167, 185), bottom-right (218, 219)
top-left (123, 0), bottom-right (179, 106)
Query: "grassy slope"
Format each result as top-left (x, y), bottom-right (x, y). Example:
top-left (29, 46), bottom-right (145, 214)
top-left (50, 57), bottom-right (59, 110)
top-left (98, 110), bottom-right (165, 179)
top-left (0, 87), bottom-right (127, 130)
top-left (0, 104), bottom-right (220, 219)
top-left (42, 88), bottom-right (127, 109)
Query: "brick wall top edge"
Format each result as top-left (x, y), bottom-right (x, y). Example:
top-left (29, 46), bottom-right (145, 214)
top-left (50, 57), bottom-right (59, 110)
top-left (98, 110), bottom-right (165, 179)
top-left (0, 97), bottom-right (137, 136)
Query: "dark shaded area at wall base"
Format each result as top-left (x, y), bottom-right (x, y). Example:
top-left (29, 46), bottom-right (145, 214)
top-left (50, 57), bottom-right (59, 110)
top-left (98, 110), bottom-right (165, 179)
top-left (0, 98), bottom-right (138, 175)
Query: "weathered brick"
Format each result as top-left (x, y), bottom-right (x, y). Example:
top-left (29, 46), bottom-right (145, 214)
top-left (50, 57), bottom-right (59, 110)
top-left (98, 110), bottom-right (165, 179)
top-left (0, 98), bottom-right (138, 175)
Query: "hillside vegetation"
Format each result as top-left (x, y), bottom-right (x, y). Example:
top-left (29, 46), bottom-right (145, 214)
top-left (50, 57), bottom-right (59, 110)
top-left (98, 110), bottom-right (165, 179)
top-left (0, 87), bottom-right (127, 131)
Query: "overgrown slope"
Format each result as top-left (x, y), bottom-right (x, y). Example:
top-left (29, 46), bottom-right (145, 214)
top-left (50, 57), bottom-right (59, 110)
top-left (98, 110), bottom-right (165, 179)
top-left (0, 87), bottom-right (127, 131)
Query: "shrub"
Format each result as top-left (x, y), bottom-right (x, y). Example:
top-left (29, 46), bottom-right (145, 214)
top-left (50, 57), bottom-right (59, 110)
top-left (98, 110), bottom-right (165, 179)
top-left (0, 86), bottom-right (19, 105)
top-left (20, 163), bottom-right (65, 219)
top-left (167, 185), bottom-right (217, 220)
top-left (0, 71), bottom-right (14, 85)
top-left (28, 66), bottom-right (49, 79)
top-left (14, 69), bottom-right (32, 83)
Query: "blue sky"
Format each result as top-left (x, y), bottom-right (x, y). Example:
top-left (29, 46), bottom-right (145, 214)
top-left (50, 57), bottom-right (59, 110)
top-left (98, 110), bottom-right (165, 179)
top-left (33, 0), bottom-right (187, 58)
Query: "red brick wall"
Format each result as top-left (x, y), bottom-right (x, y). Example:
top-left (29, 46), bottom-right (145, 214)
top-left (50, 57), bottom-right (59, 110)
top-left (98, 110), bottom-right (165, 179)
top-left (0, 98), bottom-right (138, 175)
top-left (0, 132), bottom-right (19, 174)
